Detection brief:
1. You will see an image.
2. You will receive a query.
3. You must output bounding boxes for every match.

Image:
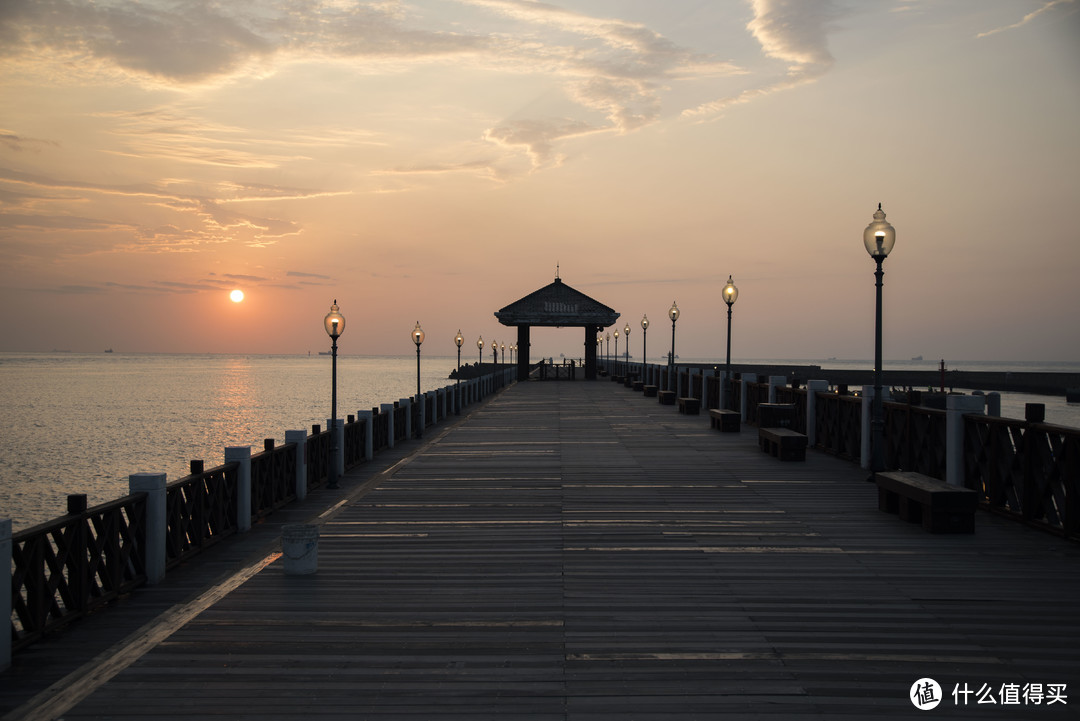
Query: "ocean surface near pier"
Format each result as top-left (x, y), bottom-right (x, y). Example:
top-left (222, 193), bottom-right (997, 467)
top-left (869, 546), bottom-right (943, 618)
top-left (2, 352), bottom-right (1078, 531)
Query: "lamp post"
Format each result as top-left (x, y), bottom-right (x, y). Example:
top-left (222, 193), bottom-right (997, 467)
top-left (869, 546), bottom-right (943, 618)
top-left (323, 300), bottom-right (345, 489)
top-left (412, 321), bottom-right (425, 397)
top-left (722, 276), bottom-right (738, 410)
top-left (501, 342), bottom-right (506, 365)
top-left (613, 328), bottom-right (619, 376)
top-left (668, 301), bottom-right (680, 393)
top-left (623, 322), bottom-right (631, 376)
top-left (605, 332), bottom-right (610, 366)
top-left (640, 314), bottom-right (649, 380)
top-left (864, 203), bottom-right (896, 477)
top-left (455, 330), bottom-right (464, 414)
top-left (477, 335), bottom-right (483, 366)
top-left (491, 340), bottom-right (497, 365)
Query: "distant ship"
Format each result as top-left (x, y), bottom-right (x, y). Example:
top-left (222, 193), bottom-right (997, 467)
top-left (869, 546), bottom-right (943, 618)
top-left (318, 351), bottom-right (331, 356)
top-left (104, 348), bottom-right (113, 353)
top-left (911, 355), bottom-right (923, 361)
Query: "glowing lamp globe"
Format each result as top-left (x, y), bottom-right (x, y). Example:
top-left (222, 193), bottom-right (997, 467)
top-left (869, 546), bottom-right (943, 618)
top-left (863, 203), bottom-right (896, 260)
top-left (324, 300), bottom-right (345, 338)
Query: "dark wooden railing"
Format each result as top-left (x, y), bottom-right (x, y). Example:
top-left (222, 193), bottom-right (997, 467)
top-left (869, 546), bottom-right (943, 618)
top-left (344, 415), bottom-right (366, 466)
top-left (372, 409), bottom-right (390, 452)
top-left (305, 426), bottom-right (330, 491)
top-left (607, 359), bottom-right (1080, 541)
top-left (814, 391), bottom-right (862, 462)
top-left (252, 440), bottom-right (298, 518)
top-left (391, 403), bottom-right (406, 442)
top-left (884, 401), bottom-right (946, 479)
top-left (9, 370), bottom-right (514, 657)
top-left (774, 386), bottom-right (809, 434)
top-left (165, 461), bottom-right (239, 567)
top-left (10, 494), bottom-right (147, 652)
top-left (963, 416), bottom-right (1080, 539)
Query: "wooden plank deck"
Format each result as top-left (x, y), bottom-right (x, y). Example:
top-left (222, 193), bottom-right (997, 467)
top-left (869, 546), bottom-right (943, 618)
top-left (4, 380), bottom-right (1080, 719)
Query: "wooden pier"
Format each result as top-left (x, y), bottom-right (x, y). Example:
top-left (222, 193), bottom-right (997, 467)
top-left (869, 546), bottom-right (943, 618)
top-left (3, 380), bottom-right (1079, 719)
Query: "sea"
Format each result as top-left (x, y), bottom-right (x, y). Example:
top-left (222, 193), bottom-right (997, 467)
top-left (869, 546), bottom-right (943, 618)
top-left (2, 352), bottom-right (1078, 532)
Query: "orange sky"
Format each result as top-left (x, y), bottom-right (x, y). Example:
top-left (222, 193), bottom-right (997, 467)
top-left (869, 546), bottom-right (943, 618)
top-left (2, 0), bottom-right (1078, 362)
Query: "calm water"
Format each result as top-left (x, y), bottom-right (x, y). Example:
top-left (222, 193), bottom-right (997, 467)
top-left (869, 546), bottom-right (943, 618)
top-left (2, 353), bottom-right (1078, 531)
top-left (0, 352), bottom-right (466, 530)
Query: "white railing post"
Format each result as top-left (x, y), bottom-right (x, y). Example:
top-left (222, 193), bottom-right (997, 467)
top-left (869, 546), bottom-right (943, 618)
top-left (129, 472), bottom-right (167, 584)
top-left (380, 403), bottom-right (395, 448)
top-left (358, 410), bottom-right (374, 459)
top-left (740, 373), bottom-right (757, 422)
top-left (1, 519), bottom-right (11, 669)
top-left (947, 395), bottom-right (985, 487)
top-left (805, 380), bottom-right (830, 447)
top-left (225, 446), bottom-right (252, 532)
top-left (285, 430), bottom-right (307, 501)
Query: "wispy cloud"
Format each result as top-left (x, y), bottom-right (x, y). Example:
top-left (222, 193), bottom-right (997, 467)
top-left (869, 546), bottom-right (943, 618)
top-left (1, 1), bottom-right (741, 176)
top-left (684, 0), bottom-right (839, 121)
top-left (976, 0), bottom-right (1075, 39)
top-left (0, 129), bottom-right (59, 152)
top-left (0, 0), bottom-right (483, 83)
top-left (462, 0), bottom-right (739, 166)
top-left (0, 166), bottom-right (315, 254)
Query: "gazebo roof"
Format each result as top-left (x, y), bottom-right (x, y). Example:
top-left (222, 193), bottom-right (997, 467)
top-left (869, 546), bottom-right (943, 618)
top-left (495, 277), bottom-right (619, 327)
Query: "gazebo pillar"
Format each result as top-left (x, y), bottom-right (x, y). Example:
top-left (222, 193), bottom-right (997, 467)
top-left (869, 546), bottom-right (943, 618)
top-left (584, 325), bottom-right (598, 380)
top-left (517, 325), bottom-right (530, 381)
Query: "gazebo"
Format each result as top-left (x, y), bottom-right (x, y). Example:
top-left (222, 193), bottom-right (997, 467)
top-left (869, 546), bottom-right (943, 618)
top-left (495, 276), bottom-right (619, 381)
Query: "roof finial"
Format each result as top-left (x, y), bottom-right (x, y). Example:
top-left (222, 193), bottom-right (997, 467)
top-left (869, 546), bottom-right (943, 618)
top-left (556, 262), bottom-right (560, 281)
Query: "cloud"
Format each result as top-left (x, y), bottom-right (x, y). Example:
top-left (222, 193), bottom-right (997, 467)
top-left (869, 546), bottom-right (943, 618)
top-left (465, 0), bottom-right (739, 165)
top-left (483, 117), bottom-right (600, 169)
top-left (286, 271), bottom-right (331, 279)
top-left (0, 0), bottom-right (484, 83)
top-left (684, 0), bottom-right (839, 121)
top-left (976, 0), bottom-right (1075, 39)
top-left (0, 129), bottom-right (59, 152)
top-left (0, 166), bottom-right (309, 253)
top-left (52, 284), bottom-right (107, 294)
top-left (1, 1), bottom-right (741, 176)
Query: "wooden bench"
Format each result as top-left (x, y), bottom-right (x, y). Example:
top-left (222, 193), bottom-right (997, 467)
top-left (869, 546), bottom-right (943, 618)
top-left (875, 471), bottom-right (977, 534)
top-left (657, 390), bottom-right (676, 405)
top-left (643, 385), bottom-right (658, 398)
top-left (632, 380), bottom-right (644, 392)
top-left (677, 397), bottom-right (700, 415)
top-left (709, 408), bottom-right (740, 432)
top-left (758, 427), bottom-right (807, 461)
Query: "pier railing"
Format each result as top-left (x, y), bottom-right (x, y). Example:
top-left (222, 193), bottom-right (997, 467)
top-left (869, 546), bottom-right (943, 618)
top-left (9, 494), bottom-right (147, 652)
top-left (165, 461), bottom-right (239, 567)
top-left (963, 415), bottom-right (1080, 537)
top-left (6, 368), bottom-right (515, 660)
top-left (601, 359), bottom-right (1080, 541)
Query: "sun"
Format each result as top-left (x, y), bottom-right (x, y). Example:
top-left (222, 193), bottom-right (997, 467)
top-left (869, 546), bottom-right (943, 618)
top-left (229, 289), bottom-right (245, 303)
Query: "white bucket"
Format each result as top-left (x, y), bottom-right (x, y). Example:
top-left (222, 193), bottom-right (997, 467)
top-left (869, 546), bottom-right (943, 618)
top-left (281, 524), bottom-right (319, 575)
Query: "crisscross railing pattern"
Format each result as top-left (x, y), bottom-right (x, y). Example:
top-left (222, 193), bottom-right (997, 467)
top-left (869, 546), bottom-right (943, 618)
top-left (165, 462), bottom-right (238, 566)
top-left (10, 494), bottom-right (147, 651)
top-left (964, 416), bottom-right (1080, 539)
